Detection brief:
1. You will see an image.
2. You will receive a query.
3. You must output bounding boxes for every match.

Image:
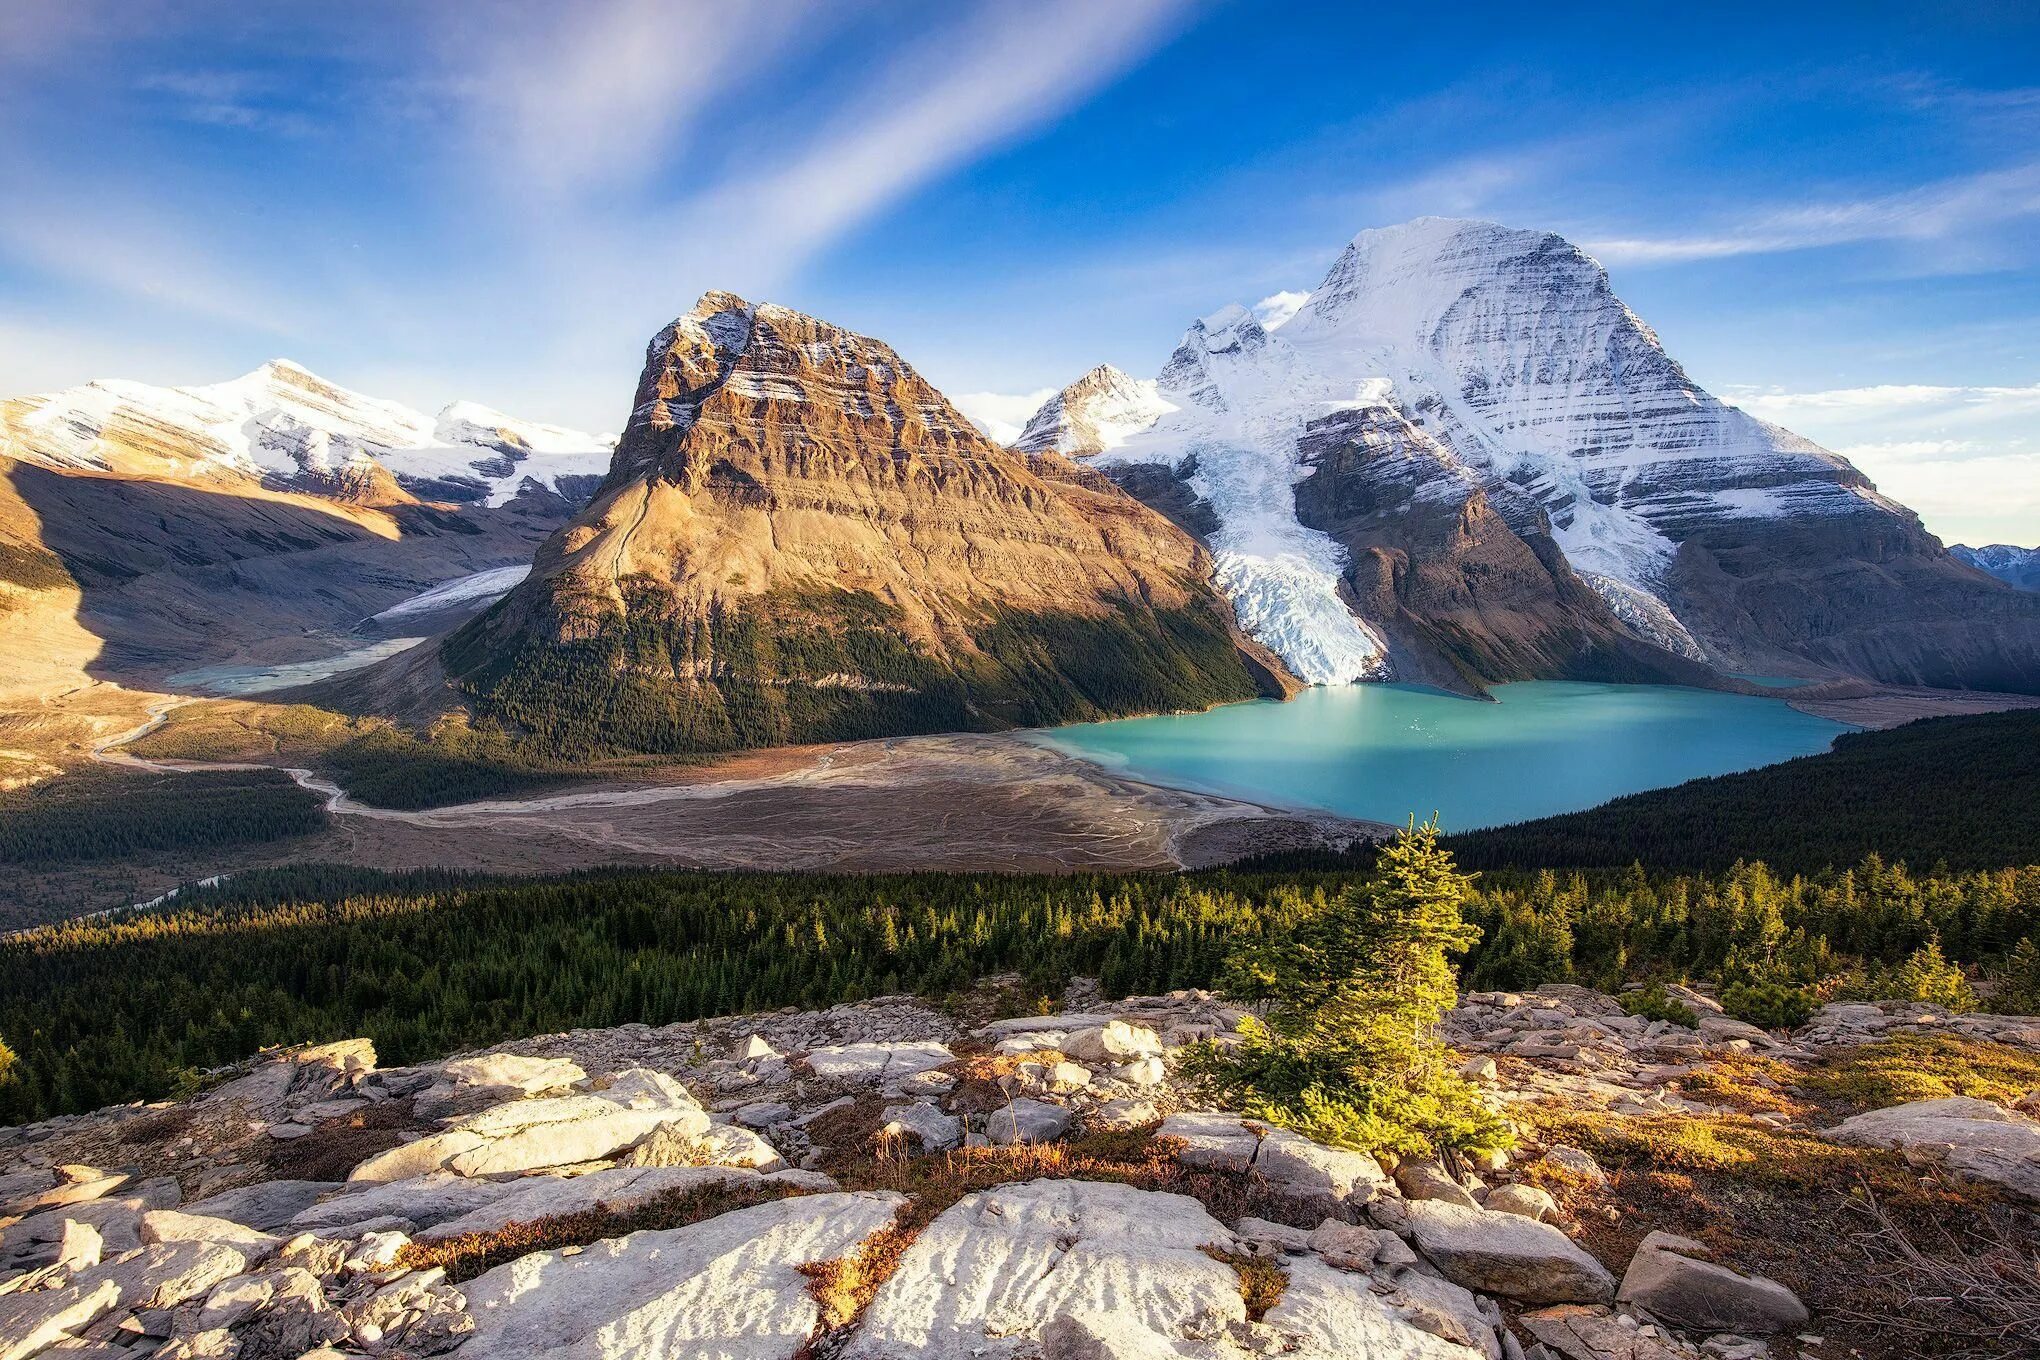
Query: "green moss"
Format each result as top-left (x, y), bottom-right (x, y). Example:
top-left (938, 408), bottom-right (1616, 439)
top-left (1799, 1033), bottom-right (2040, 1111)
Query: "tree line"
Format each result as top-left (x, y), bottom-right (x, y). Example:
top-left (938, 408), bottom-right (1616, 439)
top-left (4, 851), bottom-right (2038, 1124)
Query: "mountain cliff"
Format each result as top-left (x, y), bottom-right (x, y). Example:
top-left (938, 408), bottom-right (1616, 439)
top-left (439, 293), bottom-right (1272, 756)
top-left (1020, 217), bottom-right (2040, 693)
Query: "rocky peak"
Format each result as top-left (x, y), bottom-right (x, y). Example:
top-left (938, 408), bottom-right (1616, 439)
top-left (1013, 363), bottom-right (1175, 456)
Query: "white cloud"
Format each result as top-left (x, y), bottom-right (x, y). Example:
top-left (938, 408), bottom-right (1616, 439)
top-left (1722, 381), bottom-right (2040, 545)
top-left (451, 0), bottom-right (828, 197)
top-left (1252, 290), bottom-right (1310, 330)
top-left (950, 388), bottom-right (1057, 444)
top-left (1586, 162), bottom-right (2040, 265)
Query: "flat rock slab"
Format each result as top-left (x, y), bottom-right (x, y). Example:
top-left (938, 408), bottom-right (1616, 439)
top-left (1403, 1199), bottom-right (1615, 1304)
top-left (186, 1179), bottom-right (340, 1231)
top-left (847, 1178), bottom-right (1241, 1358)
top-left (1824, 1097), bottom-right (2040, 1202)
top-left (460, 1190), bottom-right (906, 1360)
top-left (803, 1041), bottom-right (955, 1082)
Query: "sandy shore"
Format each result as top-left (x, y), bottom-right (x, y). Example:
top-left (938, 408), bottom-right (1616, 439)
top-left (1785, 683), bottom-right (2040, 729)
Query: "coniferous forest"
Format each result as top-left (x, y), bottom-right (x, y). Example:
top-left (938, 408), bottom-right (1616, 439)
top-left (3, 854), bottom-right (2037, 1124)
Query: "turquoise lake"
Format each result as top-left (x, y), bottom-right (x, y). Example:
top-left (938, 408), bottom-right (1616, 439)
top-left (1031, 682), bottom-right (1855, 832)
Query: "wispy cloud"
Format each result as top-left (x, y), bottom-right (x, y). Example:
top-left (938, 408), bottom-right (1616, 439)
top-left (1586, 163), bottom-right (2040, 264)
top-left (450, 0), bottom-right (830, 198)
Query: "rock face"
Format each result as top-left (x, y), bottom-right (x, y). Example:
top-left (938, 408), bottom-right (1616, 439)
top-left (1291, 404), bottom-right (1715, 691)
top-left (441, 292), bottom-right (1272, 756)
top-left (1021, 217), bottom-right (2040, 693)
top-left (1012, 364), bottom-right (1177, 457)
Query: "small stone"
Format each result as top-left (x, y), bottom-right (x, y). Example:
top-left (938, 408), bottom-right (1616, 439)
top-left (1486, 1184), bottom-right (1561, 1223)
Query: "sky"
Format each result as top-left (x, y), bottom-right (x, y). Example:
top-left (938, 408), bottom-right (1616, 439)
top-left (1, 1), bottom-right (2036, 545)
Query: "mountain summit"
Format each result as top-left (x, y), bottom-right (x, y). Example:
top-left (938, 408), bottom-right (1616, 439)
top-left (1020, 217), bottom-right (2040, 693)
top-left (440, 292), bottom-right (1276, 756)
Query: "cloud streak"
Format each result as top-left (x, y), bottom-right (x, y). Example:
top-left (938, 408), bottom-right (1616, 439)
top-left (1586, 163), bottom-right (2040, 264)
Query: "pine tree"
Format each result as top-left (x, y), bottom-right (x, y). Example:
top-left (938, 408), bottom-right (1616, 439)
top-left (1193, 820), bottom-right (1509, 1156)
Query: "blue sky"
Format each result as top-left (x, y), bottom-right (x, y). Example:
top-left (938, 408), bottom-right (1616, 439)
top-left (2, 0), bottom-right (2036, 542)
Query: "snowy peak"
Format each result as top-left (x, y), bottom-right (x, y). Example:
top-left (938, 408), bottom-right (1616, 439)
top-left (1, 362), bottom-right (614, 508)
top-left (1012, 364), bottom-right (1175, 455)
top-left (1954, 544), bottom-right (2040, 591)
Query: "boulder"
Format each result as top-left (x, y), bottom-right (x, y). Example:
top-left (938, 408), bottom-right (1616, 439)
top-left (1483, 1185), bottom-right (1560, 1223)
top-left (1255, 1128), bottom-right (1395, 1207)
top-left (736, 1101), bottom-right (794, 1129)
top-left (1520, 1304), bottom-right (1690, 1360)
top-left (1061, 1020), bottom-right (1164, 1063)
top-left (983, 1098), bottom-right (1072, 1145)
top-left (1395, 1160), bottom-right (1480, 1209)
top-left (1617, 1231), bottom-right (1809, 1334)
top-left (441, 1052), bottom-right (587, 1094)
top-left (1537, 1146), bottom-right (1608, 1188)
top-left (881, 1101), bottom-right (963, 1152)
top-left (1158, 1112), bottom-right (1259, 1172)
top-left (140, 1209), bottom-right (283, 1260)
top-left (0, 1278), bottom-right (121, 1360)
top-left (459, 1190), bottom-right (905, 1360)
top-left (1402, 1199), bottom-right (1615, 1304)
top-left (352, 1072), bottom-right (712, 1182)
top-left (1824, 1097), bottom-right (2040, 1202)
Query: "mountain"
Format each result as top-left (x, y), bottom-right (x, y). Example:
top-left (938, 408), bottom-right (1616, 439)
top-left (435, 292), bottom-right (1277, 756)
top-left (0, 363), bottom-right (613, 696)
top-left (1953, 544), bottom-right (2040, 591)
top-left (1020, 217), bottom-right (2040, 693)
top-left (1012, 364), bottom-right (1175, 456)
top-left (2, 359), bottom-right (613, 508)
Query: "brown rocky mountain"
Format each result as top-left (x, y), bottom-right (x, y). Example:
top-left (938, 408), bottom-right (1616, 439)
top-left (437, 293), bottom-right (1278, 756)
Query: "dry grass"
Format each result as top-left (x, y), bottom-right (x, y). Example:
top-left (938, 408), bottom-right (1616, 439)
top-left (795, 1211), bottom-right (920, 1355)
top-left (1518, 1101), bottom-right (2037, 1360)
top-left (118, 1105), bottom-right (195, 1145)
top-left (1837, 1186), bottom-right (2040, 1360)
top-left (1798, 1033), bottom-right (2040, 1113)
top-left (1201, 1246), bottom-right (1288, 1321)
top-left (393, 1177), bottom-right (806, 1283)
top-left (262, 1098), bottom-right (420, 1182)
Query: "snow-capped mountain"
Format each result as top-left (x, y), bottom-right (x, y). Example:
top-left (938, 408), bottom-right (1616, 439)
top-left (1953, 544), bottom-right (2040, 591)
top-left (1, 360), bottom-right (615, 508)
top-left (1020, 217), bottom-right (2040, 692)
top-left (1012, 365), bottom-right (1176, 456)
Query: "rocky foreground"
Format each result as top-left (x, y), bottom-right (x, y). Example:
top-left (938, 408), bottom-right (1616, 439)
top-left (3, 986), bottom-right (2038, 1360)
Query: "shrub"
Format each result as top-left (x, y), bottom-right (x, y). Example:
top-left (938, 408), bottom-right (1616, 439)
top-left (1189, 821), bottom-right (1510, 1157)
top-left (1620, 983), bottom-right (1699, 1028)
top-left (1720, 979), bottom-right (1817, 1031)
